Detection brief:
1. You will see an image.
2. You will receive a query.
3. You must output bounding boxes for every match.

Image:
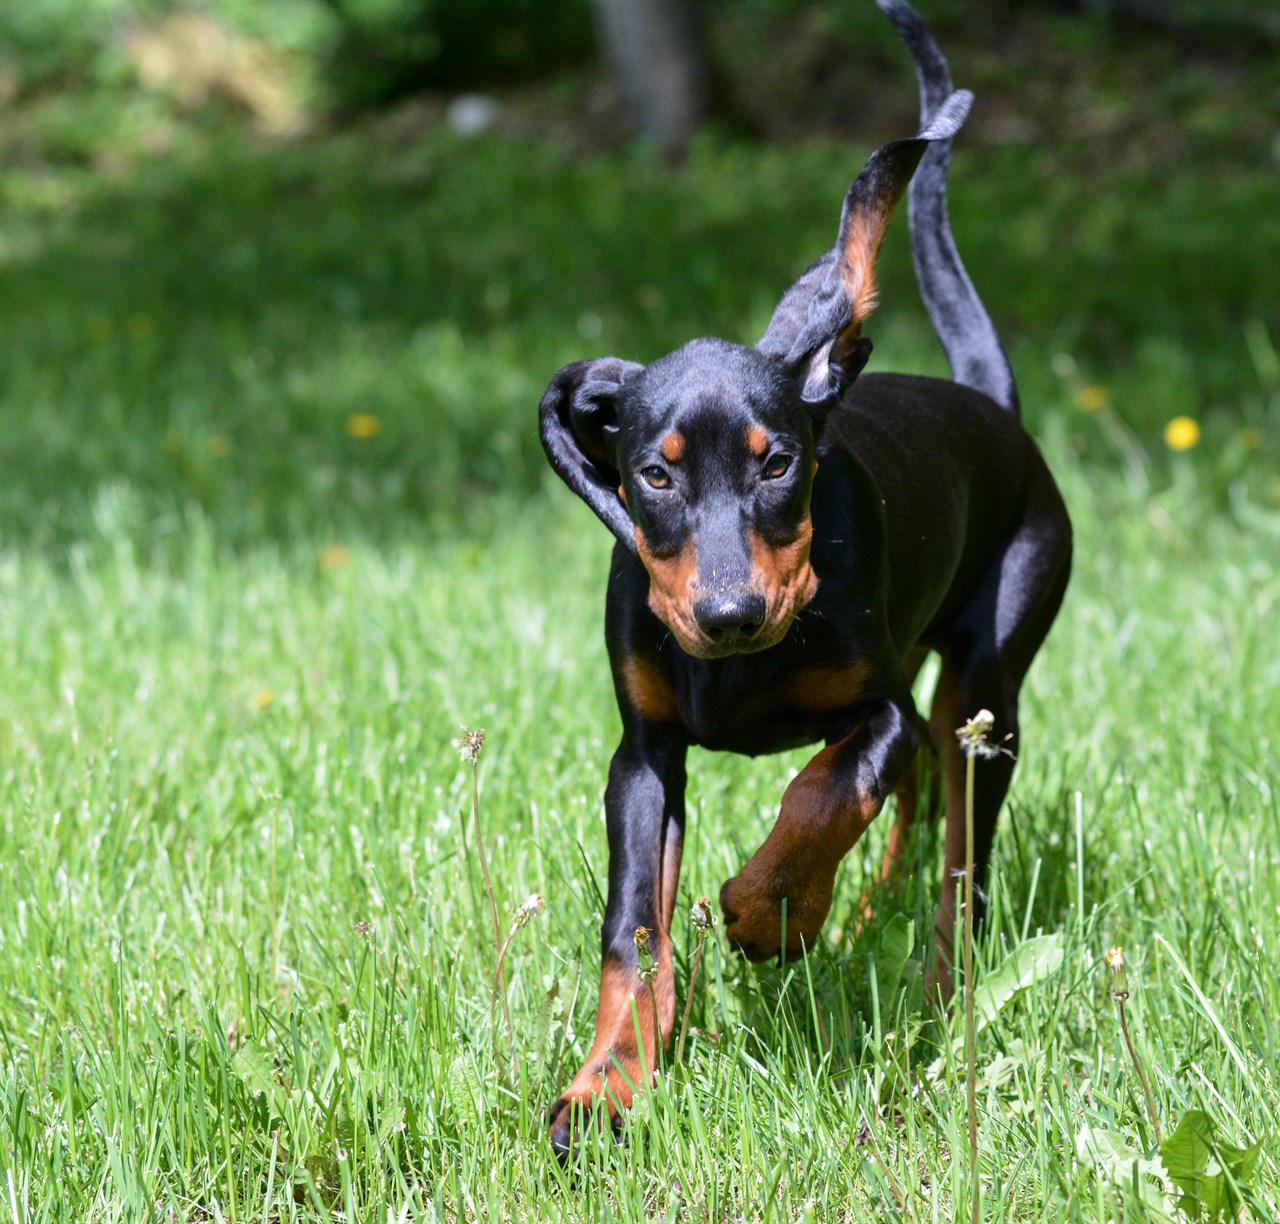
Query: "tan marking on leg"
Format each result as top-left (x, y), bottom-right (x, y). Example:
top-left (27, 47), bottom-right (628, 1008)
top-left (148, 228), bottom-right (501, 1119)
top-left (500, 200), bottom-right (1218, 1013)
top-left (620, 656), bottom-right (679, 724)
top-left (550, 938), bottom-right (677, 1145)
top-left (721, 741), bottom-right (881, 960)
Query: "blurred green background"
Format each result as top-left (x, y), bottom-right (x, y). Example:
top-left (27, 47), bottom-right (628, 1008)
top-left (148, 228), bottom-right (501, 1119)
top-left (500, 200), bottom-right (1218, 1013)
top-left (0, 0), bottom-right (1276, 556)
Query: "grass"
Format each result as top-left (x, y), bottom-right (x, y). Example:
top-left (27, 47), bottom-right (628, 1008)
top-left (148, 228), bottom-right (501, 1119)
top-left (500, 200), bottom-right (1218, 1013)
top-left (1, 47), bottom-right (1279, 1221)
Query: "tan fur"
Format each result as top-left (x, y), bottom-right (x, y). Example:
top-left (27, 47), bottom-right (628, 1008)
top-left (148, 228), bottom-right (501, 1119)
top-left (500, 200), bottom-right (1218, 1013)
top-left (721, 742), bottom-right (882, 958)
top-left (840, 203), bottom-right (899, 324)
top-left (620, 656), bottom-right (679, 724)
top-left (659, 431), bottom-right (686, 463)
top-left (635, 526), bottom-right (702, 652)
top-left (749, 518), bottom-right (821, 644)
top-left (788, 661), bottom-right (871, 711)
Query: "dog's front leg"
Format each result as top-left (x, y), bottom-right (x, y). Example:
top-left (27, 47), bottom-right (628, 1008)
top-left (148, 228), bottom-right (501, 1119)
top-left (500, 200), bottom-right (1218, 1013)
top-left (720, 700), bottom-right (917, 960)
top-left (548, 726), bottom-right (687, 1156)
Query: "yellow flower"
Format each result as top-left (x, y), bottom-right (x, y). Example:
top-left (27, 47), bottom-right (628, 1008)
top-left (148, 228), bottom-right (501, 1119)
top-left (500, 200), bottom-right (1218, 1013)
top-left (346, 413), bottom-right (382, 439)
top-left (1076, 384), bottom-right (1109, 412)
top-left (162, 433), bottom-right (184, 454)
top-left (1163, 416), bottom-right (1200, 452)
top-left (87, 317), bottom-right (113, 342)
top-left (126, 314), bottom-right (153, 341)
top-left (207, 435), bottom-right (232, 458)
top-left (320, 543), bottom-right (349, 569)
top-left (252, 688), bottom-right (276, 710)
top-left (1240, 426), bottom-right (1262, 451)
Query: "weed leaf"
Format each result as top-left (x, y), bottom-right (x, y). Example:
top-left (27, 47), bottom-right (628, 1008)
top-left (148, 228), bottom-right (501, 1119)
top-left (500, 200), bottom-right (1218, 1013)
top-left (231, 1039), bottom-right (289, 1120)
top-left (1075, 1126), bottom-right (1175, 1214)
top-left (875, 914), bottom-right (914, 1030)
top-left (973, 932), bottom-right (1065, 1029)
top-left (1158, 1109), bottom-right (1262, 1221)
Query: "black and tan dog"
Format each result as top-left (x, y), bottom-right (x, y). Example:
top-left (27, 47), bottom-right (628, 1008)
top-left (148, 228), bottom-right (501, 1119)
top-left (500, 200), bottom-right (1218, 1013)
top-left (539, 0), bottom-right (1071, 1154)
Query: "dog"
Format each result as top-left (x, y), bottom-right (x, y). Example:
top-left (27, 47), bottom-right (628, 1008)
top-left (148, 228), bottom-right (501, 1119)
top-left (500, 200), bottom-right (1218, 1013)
top-left (538, 0), bottom-right (1071, 1155)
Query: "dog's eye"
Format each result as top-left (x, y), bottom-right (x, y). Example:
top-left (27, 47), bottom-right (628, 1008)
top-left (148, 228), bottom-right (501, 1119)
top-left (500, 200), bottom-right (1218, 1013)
top-left (641, 466), bottom-right (672, 490)
top-left (762, 454), bottom-right (792, 480)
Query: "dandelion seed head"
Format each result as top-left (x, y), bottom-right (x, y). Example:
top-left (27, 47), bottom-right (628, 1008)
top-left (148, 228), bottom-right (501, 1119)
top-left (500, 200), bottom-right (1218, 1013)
top-left (956, 709), bottom-right (1000, 759)
top-left (511, 893), bottom-right (545, 931)
top-left (455, 726), bottom-right (486, 763)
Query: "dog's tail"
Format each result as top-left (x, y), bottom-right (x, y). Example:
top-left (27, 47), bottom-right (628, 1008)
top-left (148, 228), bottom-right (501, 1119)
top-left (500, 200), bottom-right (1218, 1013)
top-left (877, 0), bottom-right (1020, 416)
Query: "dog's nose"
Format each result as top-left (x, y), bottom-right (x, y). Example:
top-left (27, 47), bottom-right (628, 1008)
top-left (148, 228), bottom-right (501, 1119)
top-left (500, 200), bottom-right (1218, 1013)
top-left (693, 592), bottom-right (767, 644)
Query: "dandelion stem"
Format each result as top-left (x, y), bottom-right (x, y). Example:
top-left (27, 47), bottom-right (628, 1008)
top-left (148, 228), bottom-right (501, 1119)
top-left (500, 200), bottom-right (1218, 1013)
top-left (676, 898), bottom-right (715, 1068)
top-left (646, 979), bottom-right (661, 1074)
top-left (472, 759), bottom-right (503, 979)
top-left (964, 742), bottom-right (980, 1224)
top-left (457, 728), bottom-right (506, 1070)
top-left (1120, 1001), bottom-right (1161, 1146)
top-left (634, 926), bottom-right (661, 1077)
top-left (675, 941), bottom-right (703, 1068)
top-left (1106, 946), bottom-right (1161, 1147)
top-left (492, 894), bottom-right (545, 1073)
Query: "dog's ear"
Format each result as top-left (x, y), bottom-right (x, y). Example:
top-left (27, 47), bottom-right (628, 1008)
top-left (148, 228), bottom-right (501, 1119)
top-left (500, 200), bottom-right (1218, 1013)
top-left (539, 356), bottom-right (645, 549)
top-left (759, 89), bottom-right (972, 406)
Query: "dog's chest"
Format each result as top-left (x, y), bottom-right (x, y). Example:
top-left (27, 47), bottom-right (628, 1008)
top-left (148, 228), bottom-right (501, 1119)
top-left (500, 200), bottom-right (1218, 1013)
top-left (673, 656), bottom-right (870, 755)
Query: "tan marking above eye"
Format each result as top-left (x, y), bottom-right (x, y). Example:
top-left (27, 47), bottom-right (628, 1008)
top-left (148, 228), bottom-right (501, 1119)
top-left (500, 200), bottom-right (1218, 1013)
top-left (746, 425), bottom-right (769, 457)
top-left (659, 432), bottom-right (685, 463)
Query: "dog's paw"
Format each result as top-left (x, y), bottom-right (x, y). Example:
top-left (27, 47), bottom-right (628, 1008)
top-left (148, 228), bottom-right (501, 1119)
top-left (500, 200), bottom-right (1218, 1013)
top-left (546, 1053), bottom-right (641, 1161)
top-left (719, 864), bottom-right (832, 961)
top-left (547, 1090), bottom-right (622, 1161)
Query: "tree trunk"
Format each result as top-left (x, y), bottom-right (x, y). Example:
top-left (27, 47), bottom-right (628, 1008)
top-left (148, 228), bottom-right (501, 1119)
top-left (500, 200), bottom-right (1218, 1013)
top-left (593, 0), bottom-right (711, 162)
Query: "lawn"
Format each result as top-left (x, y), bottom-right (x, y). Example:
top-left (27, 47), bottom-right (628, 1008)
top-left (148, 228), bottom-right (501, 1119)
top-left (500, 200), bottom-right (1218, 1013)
top-left (1, 27), bottom-right (1278, 1219)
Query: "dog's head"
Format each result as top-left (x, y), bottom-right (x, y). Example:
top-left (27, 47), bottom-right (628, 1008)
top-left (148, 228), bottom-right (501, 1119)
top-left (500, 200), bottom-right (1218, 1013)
top-left (539, 93), bottom-right (971, 659)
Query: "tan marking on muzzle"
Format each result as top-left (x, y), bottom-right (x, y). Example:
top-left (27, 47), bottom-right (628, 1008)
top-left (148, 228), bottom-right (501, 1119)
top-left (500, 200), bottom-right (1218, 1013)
top-left (749, 517), bottom-right (820, 641)
top-left (635, 526), bottom-right (701, 649)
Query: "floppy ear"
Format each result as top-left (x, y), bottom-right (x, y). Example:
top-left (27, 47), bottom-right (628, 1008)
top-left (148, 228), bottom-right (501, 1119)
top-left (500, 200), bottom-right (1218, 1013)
top-left (539, 356), bottom-right (644, 550)
top-left (758, 88), bottom-right (973, 405)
